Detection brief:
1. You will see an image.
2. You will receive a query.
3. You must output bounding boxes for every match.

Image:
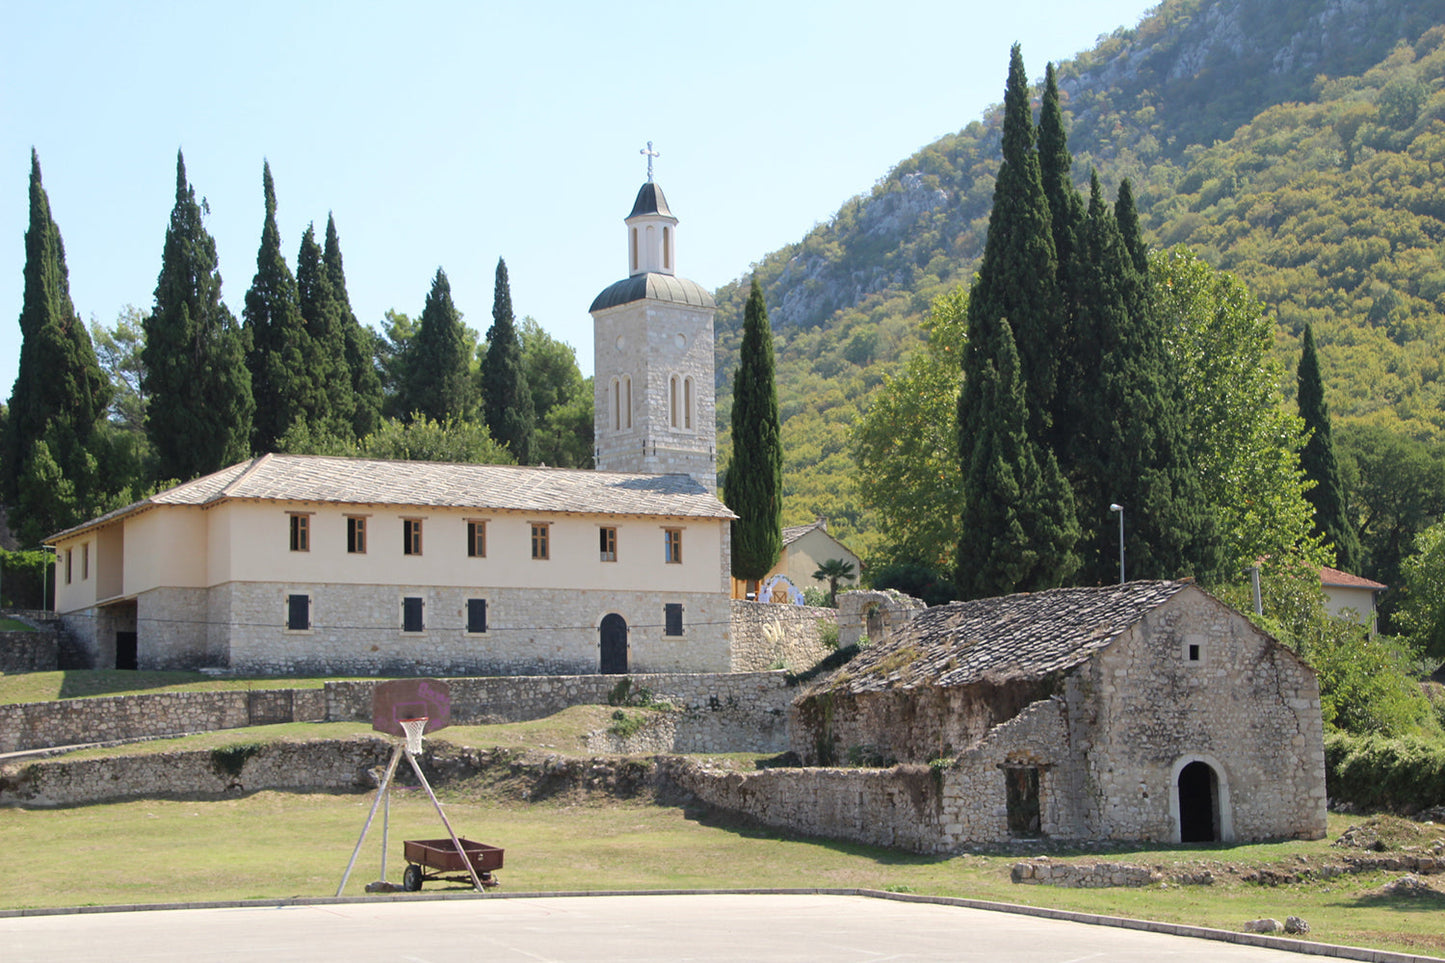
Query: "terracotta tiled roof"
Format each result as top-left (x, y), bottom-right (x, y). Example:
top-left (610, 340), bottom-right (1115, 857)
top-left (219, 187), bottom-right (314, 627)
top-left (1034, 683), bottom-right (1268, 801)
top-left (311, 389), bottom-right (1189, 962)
top-left (49, 454), bottom-right (734, 541)
top-left (1319, 566), bottom-right (1386, 591)
top-left (813, 580), bottom-right (1193, 696)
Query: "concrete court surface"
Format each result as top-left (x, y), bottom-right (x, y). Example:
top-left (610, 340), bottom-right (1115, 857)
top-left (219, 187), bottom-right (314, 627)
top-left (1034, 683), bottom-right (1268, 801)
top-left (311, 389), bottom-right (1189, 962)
top-left (1, 893), bottom-right (1357, 962)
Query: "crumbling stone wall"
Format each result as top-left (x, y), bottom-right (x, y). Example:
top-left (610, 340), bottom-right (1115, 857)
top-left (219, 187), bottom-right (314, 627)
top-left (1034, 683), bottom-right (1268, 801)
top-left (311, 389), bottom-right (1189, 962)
top-left (728, 600), bottom-right (836, 672)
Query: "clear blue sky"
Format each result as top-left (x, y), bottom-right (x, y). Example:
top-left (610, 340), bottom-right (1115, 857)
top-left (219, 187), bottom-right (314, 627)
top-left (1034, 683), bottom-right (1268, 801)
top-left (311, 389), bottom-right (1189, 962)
top-left (0, 0), bottom-right (1158, 397)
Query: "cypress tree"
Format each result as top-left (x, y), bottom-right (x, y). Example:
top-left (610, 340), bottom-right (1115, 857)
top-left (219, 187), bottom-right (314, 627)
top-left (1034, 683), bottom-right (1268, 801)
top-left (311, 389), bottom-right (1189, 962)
top-left (406, 268), bottom-right (474, 423)
top-left (1070, 173), bottom-right (1222, 583)
top-left (243, 161), bottom-right (315, 451)
top-left (479, 257), bottom-right (535, 464)
top-left (324, 214), bottom-right (384, 438)
top-left (724, 278), bottom-right (784, 582)
top-left (1, 150), bottom-right (109, 542)
top-left (142, 150), bottom-right (254, 480)
top-left (957, 318), bottom-right (1079, 598)
top-left (296, 223), bottom-right (355, 440)
top-left (1298, 324), bottom-right (1360, 569)
top-left (961, 45), bottom-right (1062, 448)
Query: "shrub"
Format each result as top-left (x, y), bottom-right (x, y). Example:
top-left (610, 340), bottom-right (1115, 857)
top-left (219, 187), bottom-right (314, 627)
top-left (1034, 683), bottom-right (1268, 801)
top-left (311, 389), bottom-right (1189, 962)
top-left (1324, 731), bottom-right (1445, 812)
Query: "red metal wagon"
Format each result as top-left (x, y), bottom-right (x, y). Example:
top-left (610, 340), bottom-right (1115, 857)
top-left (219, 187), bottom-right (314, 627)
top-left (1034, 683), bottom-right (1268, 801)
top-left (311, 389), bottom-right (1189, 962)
top-left (401, 837), bottom-right (503, 891)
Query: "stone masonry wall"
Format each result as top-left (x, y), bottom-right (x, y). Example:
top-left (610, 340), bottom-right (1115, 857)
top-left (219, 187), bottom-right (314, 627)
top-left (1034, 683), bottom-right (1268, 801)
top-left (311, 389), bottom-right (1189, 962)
top-left (0, 689), bottom-right (330, 754)
top-left (221, 582), bottom-right (732, 676)
top-left (835, 589), bottom-right (925, 649)
top-left (2, 672), bottom-right (790, 755)
top-left (1076, 589), bottom-right (1328, 843)
top-left (0, 627), bottom-right (57, 673)
top-left (728, 600), bottom-right (836, 673)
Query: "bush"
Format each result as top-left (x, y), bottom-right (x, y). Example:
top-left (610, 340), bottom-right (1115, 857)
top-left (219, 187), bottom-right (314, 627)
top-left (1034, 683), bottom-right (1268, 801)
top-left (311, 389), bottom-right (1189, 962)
top-left (1324, 731), bottom-right (1445, 812)
top-left (0, 549), bottom-right (54, 609)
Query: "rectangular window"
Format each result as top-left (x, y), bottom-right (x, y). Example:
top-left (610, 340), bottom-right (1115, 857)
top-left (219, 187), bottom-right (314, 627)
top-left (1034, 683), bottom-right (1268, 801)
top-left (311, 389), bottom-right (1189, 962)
top-left (600, 526), bottom-right (617, 562)
top-left (82, 543), bottom-right (90, 580)
top-left (347, 516), bottom-right (367, 554)
top-left (664, 602), bottom-right (683, 636)
top-left (467, 520), bottom-right (487, 558)
top-left (65, 548), bottom-right (72, 584)
top-left (289, 513), bottom-right (310, 552)
top-left (1188, 643), bottom-right (1201, 662)
top-left (402, 596), bottom-right (425, 633)
top-left (531, 523), bottom-right (550, 560)
top-left (286, 593), bottom-right (310, 631)
top-left (403, 518), bottom-right (423, 556)
top-left (467, 598), bottom-right (488, 634)
top-left (664, 528), bottom-right (682, 564)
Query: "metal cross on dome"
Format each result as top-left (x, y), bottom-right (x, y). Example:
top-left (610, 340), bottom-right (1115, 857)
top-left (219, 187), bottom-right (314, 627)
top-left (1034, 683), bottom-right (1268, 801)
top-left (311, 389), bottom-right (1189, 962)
top-left (640, 141), bottom-right (660, 182)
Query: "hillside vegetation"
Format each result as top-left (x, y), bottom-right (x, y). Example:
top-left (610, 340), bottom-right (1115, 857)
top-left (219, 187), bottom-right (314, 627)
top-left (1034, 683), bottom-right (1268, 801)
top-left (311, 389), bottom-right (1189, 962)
top-left (710, 0), bottom-right (1445, 560)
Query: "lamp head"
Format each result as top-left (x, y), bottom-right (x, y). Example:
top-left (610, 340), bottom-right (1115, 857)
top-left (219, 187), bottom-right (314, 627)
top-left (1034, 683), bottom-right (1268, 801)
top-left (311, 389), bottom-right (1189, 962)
top-left (1109, 503), bottom-right (1123, 513)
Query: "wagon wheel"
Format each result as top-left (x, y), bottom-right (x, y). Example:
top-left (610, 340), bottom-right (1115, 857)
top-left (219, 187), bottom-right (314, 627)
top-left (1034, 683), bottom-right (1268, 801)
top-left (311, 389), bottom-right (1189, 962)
top-left (403, 864), bottom-right (424, 892)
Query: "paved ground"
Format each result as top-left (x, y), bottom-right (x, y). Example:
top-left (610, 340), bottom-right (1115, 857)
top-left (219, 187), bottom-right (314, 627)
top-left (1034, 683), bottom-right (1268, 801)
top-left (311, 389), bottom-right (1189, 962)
top-left (1, 893), bottom-right (1355, 962)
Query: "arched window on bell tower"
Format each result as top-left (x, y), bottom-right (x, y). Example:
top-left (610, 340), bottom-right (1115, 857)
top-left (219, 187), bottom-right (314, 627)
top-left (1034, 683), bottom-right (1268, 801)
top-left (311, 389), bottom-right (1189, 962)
top-left (669, 375), bottom-right (680, 428)
top-left (684, 376), bottom-right (694, 430)
top-left (623, 375), bottom-right (632, 429)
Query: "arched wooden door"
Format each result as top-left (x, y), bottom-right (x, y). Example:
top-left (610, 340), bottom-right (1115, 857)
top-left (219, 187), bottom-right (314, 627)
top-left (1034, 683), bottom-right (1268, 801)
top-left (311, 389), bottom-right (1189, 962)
top-left (599, 614), bottom-right (628, 674)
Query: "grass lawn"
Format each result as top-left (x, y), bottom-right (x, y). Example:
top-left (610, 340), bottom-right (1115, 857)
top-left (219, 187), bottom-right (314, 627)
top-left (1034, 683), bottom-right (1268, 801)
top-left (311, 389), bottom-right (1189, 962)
top-left (0, 618), bottom-right (35, 631)
top-left (1, 785), bottom-right (1442, 956)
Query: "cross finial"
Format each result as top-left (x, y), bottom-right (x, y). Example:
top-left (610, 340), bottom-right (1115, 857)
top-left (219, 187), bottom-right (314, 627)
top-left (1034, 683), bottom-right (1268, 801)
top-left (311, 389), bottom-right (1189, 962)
top-left (640, 140), bottom-right (660, 182)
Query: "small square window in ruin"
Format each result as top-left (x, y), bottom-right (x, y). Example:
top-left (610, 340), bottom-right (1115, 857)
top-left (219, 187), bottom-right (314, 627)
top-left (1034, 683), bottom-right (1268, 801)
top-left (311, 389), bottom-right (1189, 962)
top-left (1005, 767), bottom-right (1042, 838)
top-left (1188, 643), bottom-right (1201, 662)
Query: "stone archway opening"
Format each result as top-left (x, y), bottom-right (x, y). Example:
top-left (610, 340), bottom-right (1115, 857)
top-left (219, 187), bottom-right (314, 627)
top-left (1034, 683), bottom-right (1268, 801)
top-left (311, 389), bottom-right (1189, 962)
top-left (1177, 760), bottom-right (1220, 843)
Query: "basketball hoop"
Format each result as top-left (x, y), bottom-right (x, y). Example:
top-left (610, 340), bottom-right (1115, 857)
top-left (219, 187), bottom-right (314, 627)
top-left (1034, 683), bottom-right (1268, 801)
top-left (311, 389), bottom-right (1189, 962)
top-left (400, 717), bottom-right (428, 755)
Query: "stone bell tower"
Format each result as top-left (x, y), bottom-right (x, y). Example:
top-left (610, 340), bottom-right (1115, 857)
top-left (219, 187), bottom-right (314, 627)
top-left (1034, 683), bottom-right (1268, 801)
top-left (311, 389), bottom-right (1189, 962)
top-left (590, 145), bottom-right (717, 489)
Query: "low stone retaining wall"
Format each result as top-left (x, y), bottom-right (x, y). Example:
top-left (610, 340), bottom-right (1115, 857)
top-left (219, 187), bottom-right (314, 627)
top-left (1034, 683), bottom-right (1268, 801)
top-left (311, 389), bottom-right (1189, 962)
top-left (0, 627), bottom-right (57, 673)
top-left (0, 737), bottom-right (394, 806)
top-left (1011, 859), bottom-right (1163, 887)
top-left (0, 689), bottom-right (329, 754)
top-left (2, 672), bottom-right (793, 755)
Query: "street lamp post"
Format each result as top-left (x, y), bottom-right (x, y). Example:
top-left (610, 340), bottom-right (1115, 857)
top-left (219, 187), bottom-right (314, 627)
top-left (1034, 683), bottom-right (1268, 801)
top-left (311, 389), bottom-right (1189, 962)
top-left (1109, 503), bottom-right (1125, 584)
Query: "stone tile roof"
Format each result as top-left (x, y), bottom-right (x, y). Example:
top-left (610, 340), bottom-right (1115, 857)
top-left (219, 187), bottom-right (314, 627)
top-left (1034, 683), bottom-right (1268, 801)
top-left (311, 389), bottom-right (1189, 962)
top-left (813, 580), bottom-right (1193, 696)
top-left (1320, 565), bottom-right (1386, 591)
top-left (782, 518), bottom-right (826, 546)
top-left (49, 453), bottom-right (734, 541)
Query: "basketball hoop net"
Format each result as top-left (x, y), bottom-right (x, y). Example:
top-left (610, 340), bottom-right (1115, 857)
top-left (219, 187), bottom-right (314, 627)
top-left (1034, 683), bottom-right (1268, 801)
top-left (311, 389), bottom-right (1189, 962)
top-left (400, 717), bottom-right (428, 755)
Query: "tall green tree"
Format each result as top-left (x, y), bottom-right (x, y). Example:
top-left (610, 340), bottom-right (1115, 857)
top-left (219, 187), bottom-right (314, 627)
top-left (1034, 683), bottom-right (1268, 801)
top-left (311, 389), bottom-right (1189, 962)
top-left (142, 150), bottom-right (253, 481)
top-left (958, 45), bottom-right (1075, 593)
top-left (478, 258), bottom-right (535, 464)
top-left (0, 150), bottom-right (110, 543)
top-left (243, 161), bottom-right (317, 452)
top-left (724, 278), bottom-right (784, 582)
top-left (324, 214), bottom-right (384, 438)
top-left (296, 223), bottom-right (354, 441)
top-left (961, 45), bottom-right (1062, 449)
top-left (1297, 323), bottom-right (1361, 571)
top-left (1069, 175), bottom-right (1222, 584)
top-left (405, 268), bottom-right (474, 423)
top-left (957, 317), bottom-right (1079, 598)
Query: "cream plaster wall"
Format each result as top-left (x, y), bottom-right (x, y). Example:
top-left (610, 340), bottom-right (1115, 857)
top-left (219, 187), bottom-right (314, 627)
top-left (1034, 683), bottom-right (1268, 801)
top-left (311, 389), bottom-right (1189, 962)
top-left (123, 508), bottom-right (209, 594)
top-left (779, 530), bottom-right (861, 591)
top-left (1323, 584), bottom-right (1378, 629)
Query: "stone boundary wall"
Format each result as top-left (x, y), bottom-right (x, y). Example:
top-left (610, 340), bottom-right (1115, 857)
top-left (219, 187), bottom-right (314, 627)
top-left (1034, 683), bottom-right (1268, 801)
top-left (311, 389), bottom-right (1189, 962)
top-left (1011, 859), bottom-right (1163, 887)
top-left (585, 702), bottom-right (791, 755)
top-left (0, 628), bottom-right (57, 673)
top-left (0, 689), bottom-right (329, 754)
top-left (2, 672), bottom-right (793, 755)
top-left (728, 600), bottom-right (836, 673)
top-left (0, 737), bottom-right (393, 806)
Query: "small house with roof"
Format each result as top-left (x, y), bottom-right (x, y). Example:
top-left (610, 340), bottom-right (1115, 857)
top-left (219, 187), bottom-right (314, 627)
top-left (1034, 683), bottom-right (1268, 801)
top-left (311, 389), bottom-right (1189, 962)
top-left (732, 518), bottom-right (862, 601)
top-left (792, 580), bottom-right (1326, 846)
top-left (1320, 565), bottom-right (1386, 634)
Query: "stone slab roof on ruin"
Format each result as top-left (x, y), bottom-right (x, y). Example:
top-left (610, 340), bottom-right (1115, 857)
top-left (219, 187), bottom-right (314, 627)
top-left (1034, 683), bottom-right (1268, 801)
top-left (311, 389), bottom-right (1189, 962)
top-left (48, 453), bottom-right (734, 541)
top-left (812, 580), bottom-right (1193, 696)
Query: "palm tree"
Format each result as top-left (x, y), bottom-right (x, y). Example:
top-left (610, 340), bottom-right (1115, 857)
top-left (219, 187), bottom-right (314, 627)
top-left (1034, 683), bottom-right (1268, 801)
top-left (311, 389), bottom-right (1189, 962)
top-left (812, 558), bottom-right (857, 607)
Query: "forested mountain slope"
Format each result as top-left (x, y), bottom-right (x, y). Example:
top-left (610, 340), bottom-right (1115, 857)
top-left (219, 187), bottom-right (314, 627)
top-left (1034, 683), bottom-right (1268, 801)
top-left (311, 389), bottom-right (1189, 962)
top-left (710, 0), bottom-right (1445, 560)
